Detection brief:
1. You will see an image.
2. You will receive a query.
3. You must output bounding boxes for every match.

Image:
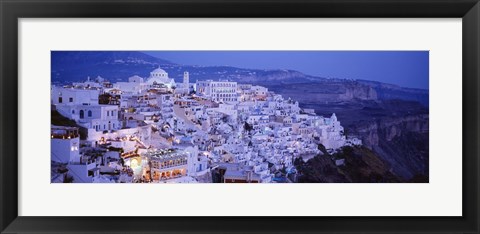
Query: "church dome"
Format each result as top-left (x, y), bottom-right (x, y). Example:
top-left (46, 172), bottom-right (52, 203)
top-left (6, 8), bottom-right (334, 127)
top-left (150, 67), bottom-right (168, 77)
top-left (151, 67), bottom-right (167, 74)
top-left (146, 67), bottom-right (175, 87)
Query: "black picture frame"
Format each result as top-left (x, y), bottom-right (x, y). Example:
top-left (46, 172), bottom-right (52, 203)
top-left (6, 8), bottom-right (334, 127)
top-left (1, 0), bottom-right (479, 233)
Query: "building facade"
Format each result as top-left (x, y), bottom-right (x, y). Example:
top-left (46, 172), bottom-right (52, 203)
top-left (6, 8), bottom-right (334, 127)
top-left (196, 80), bottom-right (238, 103)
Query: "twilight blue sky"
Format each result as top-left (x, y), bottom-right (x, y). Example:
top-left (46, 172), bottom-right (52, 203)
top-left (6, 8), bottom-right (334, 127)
top-left (144, 51), bottom-right (429, 89)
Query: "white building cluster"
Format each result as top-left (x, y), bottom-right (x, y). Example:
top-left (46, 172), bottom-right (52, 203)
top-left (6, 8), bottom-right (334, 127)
top-left (51, 67), bottom-right (361, 183)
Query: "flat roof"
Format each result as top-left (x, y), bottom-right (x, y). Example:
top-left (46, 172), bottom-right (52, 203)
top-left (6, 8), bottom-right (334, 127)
top-left (145, 149), bottom-right (188, 161)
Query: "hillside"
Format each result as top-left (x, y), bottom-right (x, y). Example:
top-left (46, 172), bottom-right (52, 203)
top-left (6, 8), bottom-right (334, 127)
top-left (294, 146), bottom-right (403, 183)
top-left (51, 51), bottom-right (175, 84)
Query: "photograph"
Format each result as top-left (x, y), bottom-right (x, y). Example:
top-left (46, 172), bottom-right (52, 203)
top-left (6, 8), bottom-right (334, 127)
top-left (50, 50), bottom-right (429, 183)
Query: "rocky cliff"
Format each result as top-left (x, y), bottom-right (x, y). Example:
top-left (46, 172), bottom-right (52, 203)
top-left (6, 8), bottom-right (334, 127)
top-left (344, 82), bottom-right (378, 101)
top-left (264, 81), bottom-right (378, 104)
top-left (294, 113), bottom-right (429, 183)
top-left (355, 114), bottom-right (428, 146)
top-left (293, 97), bottom-right (429, 182)
top-left (350, 114), bottom-right (429, 180)
top-left (358, 79), bottom-right (428, 106)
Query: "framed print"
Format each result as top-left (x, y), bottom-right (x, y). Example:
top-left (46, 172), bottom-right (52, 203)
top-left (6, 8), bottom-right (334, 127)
top-left (1, 0), bottom-right (479, 233)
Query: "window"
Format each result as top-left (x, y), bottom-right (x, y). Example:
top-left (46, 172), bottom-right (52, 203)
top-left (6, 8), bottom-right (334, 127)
top-left (69, 97), bottom-right (73, 103)
top-left (107, 111), bottom-right (109, 117)
top-left (87, 110), bottom-right (92, 117)
top-left (58, 97), bottom-right (62, 103)
top-left (79, 110), bottom-right (84, 119)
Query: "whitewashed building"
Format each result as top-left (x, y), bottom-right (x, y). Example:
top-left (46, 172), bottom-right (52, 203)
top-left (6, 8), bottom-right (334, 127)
top-left (196, 80), bottom-right (238, 103)
top-left (51, 126), bottom-right (80, 163)
top-left (51, 86), bottom-right (100, 105)
top-left (56, 104), bottom-right (120, 132)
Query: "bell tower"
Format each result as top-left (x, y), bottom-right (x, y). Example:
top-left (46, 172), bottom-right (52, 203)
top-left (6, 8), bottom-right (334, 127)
top-left (183, 71), bottom-right (189, 86)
